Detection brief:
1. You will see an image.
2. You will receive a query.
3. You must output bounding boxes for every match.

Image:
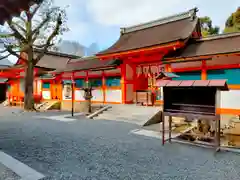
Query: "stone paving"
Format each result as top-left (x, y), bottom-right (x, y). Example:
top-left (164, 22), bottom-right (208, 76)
top-left (0, 163), bottom-right (20, 180)
top-left (0, 110), bottom-right (240, 179)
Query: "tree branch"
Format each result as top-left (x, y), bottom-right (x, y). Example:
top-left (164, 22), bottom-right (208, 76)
top-left (11, 21), bottom-right (26, 34)
top-left (34, 13), bottom-right (62, 64)
top-left (3, 45), bottom-right (27, 63)
top-left (30, 3), bottom-right (42, 19)
top-left (32, 13), bottom-right (51, 36)
top-left (0, 49), bottom-right (8, 53)
top-left (0, 53), bottom-right (11, 60)
top-left (0, 33), bottom-right (15, 38)
top-left (33, 43), bottom-right (54, 49)
top-left (7, 19), bottom-right (27, 43)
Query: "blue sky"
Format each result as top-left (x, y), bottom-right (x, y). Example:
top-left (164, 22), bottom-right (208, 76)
top-left (56, 0), bottom-right (239, 50)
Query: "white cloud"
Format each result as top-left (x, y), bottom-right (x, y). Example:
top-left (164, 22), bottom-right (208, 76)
top-left (86, 0), bottom-right (200, 26)
top-left (52, 0), bottom-right (239, 48)
top-left (54, 0), bottom-right (91, 44)
top-left (86, 0), bottom-right (238, 29)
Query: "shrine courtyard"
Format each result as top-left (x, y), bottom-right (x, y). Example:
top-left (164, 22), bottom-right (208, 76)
top-left (0, 107), bottom-right (240, 179)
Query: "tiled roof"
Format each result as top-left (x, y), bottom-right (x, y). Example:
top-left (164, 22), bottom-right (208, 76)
top-left (56, 56), bottom-right (122, 72)
top-left (98, 8), bottom-right (199, 55)
top-left (156, 80), bottom-right (228, 90)
top-left (165, 32), bottom-right (240, 59)
top-left (34, 50), bottom-right (79, 70)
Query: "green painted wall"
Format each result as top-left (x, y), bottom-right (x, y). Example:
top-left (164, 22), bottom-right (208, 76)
top-left (207, 68), bottom-right (240, 84)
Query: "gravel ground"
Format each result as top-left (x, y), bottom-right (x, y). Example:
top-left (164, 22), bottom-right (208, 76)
top-left (0, 112), bottom-right (240, 179)
top-left (0, 163), bottom-right (20, 180)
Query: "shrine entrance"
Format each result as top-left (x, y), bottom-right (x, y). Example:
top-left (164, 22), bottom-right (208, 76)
top-left (134, 64), bottom-right (165, 106)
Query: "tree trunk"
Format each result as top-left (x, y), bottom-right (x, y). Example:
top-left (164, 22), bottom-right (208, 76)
top-left (24, 49), bottom-right (35, 111)
top-left (87, 99), bottom-right (91, 113)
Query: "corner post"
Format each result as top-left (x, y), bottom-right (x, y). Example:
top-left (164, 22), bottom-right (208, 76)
top-left (169, 116), bottom-right (172, 143)
top-left (162, 112), bottom-right (165, 145)
top-left (71, 72), bottom-right (75, 117)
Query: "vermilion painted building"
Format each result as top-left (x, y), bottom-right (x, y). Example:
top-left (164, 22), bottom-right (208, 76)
top-left (3, 8), bottom-right (240, 115)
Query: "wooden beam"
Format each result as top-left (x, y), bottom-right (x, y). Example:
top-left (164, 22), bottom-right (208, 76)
top-left (172, 67), bottom-right (202, 72)
top-left (207, 64), bottom-right (240, 70)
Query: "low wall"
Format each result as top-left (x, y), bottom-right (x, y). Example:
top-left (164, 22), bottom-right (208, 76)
top-left (219, 89), bottom-right (240, 115)
top-left (61, 101), bottom-right (89, 112)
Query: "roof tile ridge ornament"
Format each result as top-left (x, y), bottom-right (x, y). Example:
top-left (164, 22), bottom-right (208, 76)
top-left (120, 7), bottom-right (198, 34)
top-left (197, 32), bottom-right (240, 41)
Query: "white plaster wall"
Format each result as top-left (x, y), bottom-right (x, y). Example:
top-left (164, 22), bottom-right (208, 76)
top-left (105, 90), bottom-right (122, 103)
top-left (221, 90), bottom-right (240, 109)
top-left (75, 90), bottom-right (85, 101)
top-left (62, 85), bottom-right (72, 100)
top-left (92, 89), bottom-right (104, 102)
top-left (42, 91), bottom-right (51, 100)
top-left (160, 87), bottom-right (163, 100)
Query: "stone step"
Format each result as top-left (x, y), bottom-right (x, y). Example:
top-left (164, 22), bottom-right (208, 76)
top-left (94, 116), bottom-right (146, 125)
top-left (107, 108), bottom-right (159, 114)
top-left (93, 104), bottom-right (162, 126)
top-left (96, 112), bottom-right (155, 119)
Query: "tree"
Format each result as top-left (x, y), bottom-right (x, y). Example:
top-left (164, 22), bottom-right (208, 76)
top-left (0, 0), bottom-right (68, 110)
top-left (224, 7), bottom-right (240, 33)
top-left (199, 17), bottom-right (220, 37)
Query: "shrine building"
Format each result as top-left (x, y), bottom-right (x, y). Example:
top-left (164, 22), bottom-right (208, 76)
top-left (2, 7), bottom-right (240, 115)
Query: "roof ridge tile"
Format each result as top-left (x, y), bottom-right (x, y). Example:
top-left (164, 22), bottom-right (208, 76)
top-left (198, 32), bottom-right (240, 42)
top-left (121, 7), bottom-right (198, 34)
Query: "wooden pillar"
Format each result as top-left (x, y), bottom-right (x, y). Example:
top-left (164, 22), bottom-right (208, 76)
top-left (86, 71), bottom-right (89, 85)
top-left (71, 72), bottom-right (75, 116)
top-left (201, 60), bottom-right (207, 80)
top-left (215, 115), bottom-right (221, 152)
top-left (102, 71), bottom-right (106, 103)
top-left (162, 113), bottom-right (165, 145)
top-left (165, 64), bottom-right (172, 72)
top-left (121, 63), bottom-right (127, 104)
top-left (169, 116), bottom-right (172, 143)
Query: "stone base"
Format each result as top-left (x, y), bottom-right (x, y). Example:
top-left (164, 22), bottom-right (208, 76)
top-left (61, 101), bottom-right (92, 113)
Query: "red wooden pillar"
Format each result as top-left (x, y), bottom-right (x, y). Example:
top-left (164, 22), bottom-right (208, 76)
top-left (165, 64), bottom-right (172, 72)
top-left (201, 60), bottom-right (207, 80)
top-left (86, 71), bottom-right (89, 85)
top-left (102, 71), bottom-right (106, 103)
top-left (121, 63), bottom-right (127, 104)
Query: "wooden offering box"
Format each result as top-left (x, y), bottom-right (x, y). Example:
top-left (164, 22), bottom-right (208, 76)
top-left (156, 79), bottom-right (228, 151)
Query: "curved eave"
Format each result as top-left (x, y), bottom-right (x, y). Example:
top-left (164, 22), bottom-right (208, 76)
top-left (97, 40), bottom-right (185, 59)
